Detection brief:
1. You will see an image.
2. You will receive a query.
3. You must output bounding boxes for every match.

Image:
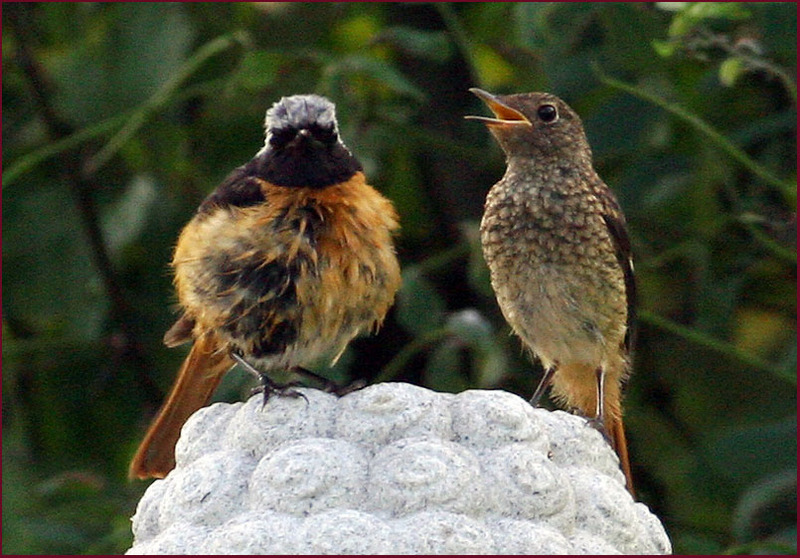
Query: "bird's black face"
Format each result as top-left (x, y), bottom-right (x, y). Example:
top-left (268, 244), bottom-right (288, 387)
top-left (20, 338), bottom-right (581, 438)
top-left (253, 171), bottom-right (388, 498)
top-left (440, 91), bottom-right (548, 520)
top-left (265, 94), bottom-right (343, 152)
top-left (268, 122), bottom-right (340, 152)
top-left (253, 94), bottom-right (362, 188)
top-left (467, 88), bottom-right (590, 162)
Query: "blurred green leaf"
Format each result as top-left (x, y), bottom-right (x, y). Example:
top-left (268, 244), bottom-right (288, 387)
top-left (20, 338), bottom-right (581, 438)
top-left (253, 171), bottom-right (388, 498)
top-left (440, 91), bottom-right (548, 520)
top-left (731, 469), bottom-right (796, 544)
top-left (86, 32), bottom-right (244, 173)
top-left (666, 2), bottom-right (751, 38)
top-left (3, 183), bottom-right (109, 340)
top-left (593, 62), bottom-right (795, 196)
top-left (332, 12), bottom-right (383, 51)
top-left (513, 2), bottom-right (555, 51)
top-left (461, 222), bottom-right (493, 298)
top-left (395, 267), bottom-right (446, 336)
top-left (50, 2), bottom-right (195, 126)
top-left (327, 54), bottom-right (427, 101)
top-left (375, 26), bottom-right (453, 63)
top-left (704, 418), bottom-right (797, 485)
top-left (101, 175), bottom-right (158, 261)
top-left (445, 309), bottom-right (508, 387)
top-left (651, 39), bottom-right (677, 58)
top-left (380, 143), bottom-right (435, 243)
top-left (446, 308), bottom-right (492, 348)
top-left (473, 44), bottom-right (516, 89)
top-left (424, 339), bottom-right (470, 393)
top-left (235, 50), bottom-right (282, 92)
top-left (719, 56), bottom-right (746, 87)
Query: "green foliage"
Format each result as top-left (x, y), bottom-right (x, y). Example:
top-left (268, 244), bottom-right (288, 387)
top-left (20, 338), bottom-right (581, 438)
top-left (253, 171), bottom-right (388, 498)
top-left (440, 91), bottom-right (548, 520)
top-left (3, 2), bottom-right (796, 554)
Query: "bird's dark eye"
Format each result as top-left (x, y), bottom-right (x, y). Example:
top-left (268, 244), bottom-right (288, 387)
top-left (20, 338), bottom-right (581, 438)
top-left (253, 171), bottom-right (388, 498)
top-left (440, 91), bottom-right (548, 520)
top-left (312, 124), bottom-right (337, 144)
top-left (269, 128), bottom-right (294, 149)
top-left (537, 104), bottom-right (558, 123)
top-left (269, 124), bottom-right (338, 151)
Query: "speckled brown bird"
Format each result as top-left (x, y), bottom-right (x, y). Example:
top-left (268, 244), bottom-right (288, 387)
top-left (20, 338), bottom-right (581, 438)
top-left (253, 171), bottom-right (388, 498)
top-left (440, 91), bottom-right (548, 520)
top-left (129, 94), bottom-right (401, 480)
top-left (467, 88), bottom-right (636, 494)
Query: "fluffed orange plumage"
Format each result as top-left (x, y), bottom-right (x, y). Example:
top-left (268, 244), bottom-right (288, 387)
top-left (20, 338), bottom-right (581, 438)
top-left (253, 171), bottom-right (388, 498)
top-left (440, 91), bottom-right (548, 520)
top-left (130, 95), bottom-right (401, 480)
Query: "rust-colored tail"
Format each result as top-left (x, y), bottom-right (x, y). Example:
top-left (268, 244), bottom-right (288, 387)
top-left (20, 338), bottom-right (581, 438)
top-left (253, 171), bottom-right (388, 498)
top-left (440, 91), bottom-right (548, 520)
top-left (608, 414), bottom-right (634, 496)
top-left (549, 362), bottom-right (635, 496)
top-left (129, 335), bottom-right (234, 480)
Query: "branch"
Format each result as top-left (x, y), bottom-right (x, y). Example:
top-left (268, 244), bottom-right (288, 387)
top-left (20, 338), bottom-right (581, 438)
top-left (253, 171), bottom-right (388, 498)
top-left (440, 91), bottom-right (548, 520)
top-left (7, 4), bottom-right (160, 400)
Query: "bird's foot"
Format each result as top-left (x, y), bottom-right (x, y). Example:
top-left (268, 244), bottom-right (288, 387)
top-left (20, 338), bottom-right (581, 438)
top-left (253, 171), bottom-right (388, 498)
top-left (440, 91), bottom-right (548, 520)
top-left (529, 366), bottom-right (556, 408)
top-left (252, 375), bottom-right (308, 406)
top-left (290, 367), bottom-right (367, 397)
top-left (233, 353), bottom-right (308, 405)
top-left (584, 415), bottom-right (613, 446)
top-left (330, 378), bottom-right (367, 397)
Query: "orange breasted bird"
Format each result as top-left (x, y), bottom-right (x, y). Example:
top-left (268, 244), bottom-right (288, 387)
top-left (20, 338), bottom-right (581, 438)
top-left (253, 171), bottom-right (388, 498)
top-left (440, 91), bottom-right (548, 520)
top-left (467, 89), bottom-right (636, 494)
top-left (129, 94), bottom-right (401, 480)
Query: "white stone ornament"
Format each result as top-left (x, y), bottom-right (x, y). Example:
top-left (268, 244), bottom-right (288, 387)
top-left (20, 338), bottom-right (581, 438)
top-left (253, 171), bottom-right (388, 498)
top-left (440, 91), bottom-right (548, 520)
top-left (128, 383), bottom-right (671, 555)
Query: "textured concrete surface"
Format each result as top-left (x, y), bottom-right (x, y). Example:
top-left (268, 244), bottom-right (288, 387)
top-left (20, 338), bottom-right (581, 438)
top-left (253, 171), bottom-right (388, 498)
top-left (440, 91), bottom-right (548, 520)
top-left (128, 382), bottom-right (671, 554)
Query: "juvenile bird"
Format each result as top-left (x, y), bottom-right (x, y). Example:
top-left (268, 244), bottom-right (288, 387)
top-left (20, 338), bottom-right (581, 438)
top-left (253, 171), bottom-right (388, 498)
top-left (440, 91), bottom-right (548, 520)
top-left (467, 89), bottom-right (636, 494)
top-left (129, 94), bottom-right (401, 480)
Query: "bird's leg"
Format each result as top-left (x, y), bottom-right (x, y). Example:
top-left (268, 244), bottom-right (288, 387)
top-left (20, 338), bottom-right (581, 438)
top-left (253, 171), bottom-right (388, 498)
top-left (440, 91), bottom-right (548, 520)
top-left (529, 365), bottom-right (556, 407)
top-left (291, 366), bottom-right (367, 397)
top-left (231, 353), bottom-right (306, 406)
top-left (289, 366), bottom-right (332, 388)
top-left (338, 378), bottom-right (368, 395)
top-left (595, 366), bottom-right (605, 419)
top-left (586, 366), bottom-right (611, 444)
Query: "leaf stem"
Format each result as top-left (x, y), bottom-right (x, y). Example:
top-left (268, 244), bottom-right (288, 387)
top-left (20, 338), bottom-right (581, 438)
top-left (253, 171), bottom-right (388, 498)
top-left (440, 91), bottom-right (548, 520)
top-left (592, 63), bottom-right (795, 196)
top-left (375, 328), bottom-right (451, 383)
top-left (3, 114), bottom-right (127, 187)
top-left (3, 79), bottom-right (230, 188)
top-left (639, 309), bottom-right (793, 383)
top-left (84, 32), bottom-right (246, 174)
top-left (735, 215), bottom-right (797, 265)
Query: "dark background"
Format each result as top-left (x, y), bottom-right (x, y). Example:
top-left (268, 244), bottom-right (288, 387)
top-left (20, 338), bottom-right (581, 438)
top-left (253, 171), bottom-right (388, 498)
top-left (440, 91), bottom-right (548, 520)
top-left (2, 2), bottom-right (796, 554)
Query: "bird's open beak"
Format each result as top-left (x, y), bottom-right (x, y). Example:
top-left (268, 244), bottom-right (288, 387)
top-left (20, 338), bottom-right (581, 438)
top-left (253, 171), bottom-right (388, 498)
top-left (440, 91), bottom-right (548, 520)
top-left (465, 88), bottom-right (531, 127)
